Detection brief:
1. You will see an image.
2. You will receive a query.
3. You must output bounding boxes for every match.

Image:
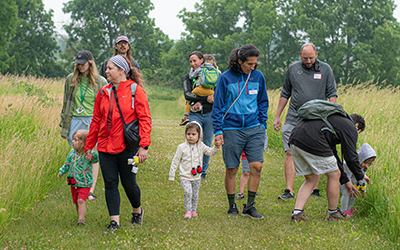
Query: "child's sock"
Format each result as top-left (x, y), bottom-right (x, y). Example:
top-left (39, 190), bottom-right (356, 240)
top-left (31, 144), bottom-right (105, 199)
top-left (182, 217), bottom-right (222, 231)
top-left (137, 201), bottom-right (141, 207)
top-left (247, 191), bottom-right (257, 206)
top-left (227, 193), bottom-right (235, 206)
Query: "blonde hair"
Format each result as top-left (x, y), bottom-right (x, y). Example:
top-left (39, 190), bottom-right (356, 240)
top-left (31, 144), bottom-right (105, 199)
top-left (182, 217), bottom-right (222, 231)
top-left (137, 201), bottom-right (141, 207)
top-left (204, 54), bottom-right (218, 69)
top-left (72, 129), bottom-right (89, 153)
top-left (71, 59), bottom-right (98, 88)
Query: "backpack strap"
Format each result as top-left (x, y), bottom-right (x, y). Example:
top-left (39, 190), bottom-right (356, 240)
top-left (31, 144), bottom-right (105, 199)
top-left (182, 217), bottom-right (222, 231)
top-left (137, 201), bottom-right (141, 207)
top-left (131, 83), bottom-right (137, 109)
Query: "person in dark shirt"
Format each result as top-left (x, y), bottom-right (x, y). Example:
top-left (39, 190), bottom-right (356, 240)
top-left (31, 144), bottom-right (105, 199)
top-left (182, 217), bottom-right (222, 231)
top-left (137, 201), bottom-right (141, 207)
top-left (289, 113), bottom-right (369, 222)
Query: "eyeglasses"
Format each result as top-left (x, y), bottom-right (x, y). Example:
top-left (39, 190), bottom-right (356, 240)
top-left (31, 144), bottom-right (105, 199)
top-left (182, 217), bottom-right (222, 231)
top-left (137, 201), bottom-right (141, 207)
top-left (117, 41), bottom-right (128, 46)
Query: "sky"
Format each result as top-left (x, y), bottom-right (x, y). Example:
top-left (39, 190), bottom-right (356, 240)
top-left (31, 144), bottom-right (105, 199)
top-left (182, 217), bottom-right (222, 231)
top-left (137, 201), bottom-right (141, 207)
top-left (44, 0), bottom-right (400, 41)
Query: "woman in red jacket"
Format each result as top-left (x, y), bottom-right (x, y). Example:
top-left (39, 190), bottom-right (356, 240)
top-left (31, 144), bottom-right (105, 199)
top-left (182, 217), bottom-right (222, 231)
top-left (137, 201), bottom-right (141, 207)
top-left (85, 55), bottom-right (151, 233)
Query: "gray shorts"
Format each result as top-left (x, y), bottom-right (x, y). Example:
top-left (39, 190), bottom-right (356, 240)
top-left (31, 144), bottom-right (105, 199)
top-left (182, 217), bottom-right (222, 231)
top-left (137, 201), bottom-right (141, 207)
top-left (68, 116), bottom-right (93, 146)
top-left (282, 123), bottom-right (295, 152)
top-left (290, 145), bottom-right (338, 175)
top-left (223, 125), bottom-right (265, 169)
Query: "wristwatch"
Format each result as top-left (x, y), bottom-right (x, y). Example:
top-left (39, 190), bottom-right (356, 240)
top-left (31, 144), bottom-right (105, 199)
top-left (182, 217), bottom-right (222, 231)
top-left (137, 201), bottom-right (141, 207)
top-left (141, 146), bottom-right (149, 150)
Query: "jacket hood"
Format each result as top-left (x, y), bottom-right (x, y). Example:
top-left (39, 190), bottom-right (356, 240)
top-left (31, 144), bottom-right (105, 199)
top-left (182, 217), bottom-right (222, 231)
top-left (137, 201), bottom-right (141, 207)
top-left (358, 143), bottom-right (377, 163)
top-left (185, 121), bottom-right (203, 144)
top-left (201, 62), bottom-right (215, 70)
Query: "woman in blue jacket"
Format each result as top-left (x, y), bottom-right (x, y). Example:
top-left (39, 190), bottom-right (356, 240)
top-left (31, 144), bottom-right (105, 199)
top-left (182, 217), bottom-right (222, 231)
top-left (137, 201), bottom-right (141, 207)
top-left (212, 44), bottom-right (269, 219)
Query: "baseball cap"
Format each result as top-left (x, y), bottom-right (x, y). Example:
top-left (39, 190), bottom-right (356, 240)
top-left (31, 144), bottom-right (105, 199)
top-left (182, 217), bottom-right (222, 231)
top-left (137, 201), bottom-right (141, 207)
top-left (73, 50), bottom-right (93, 64)
top-left (115, 36), bottom-right (129, 44)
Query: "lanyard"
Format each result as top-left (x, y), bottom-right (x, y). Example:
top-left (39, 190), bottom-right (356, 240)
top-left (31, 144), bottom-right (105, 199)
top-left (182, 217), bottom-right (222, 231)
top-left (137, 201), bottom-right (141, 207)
top-left (80, 78), bottom-right (90, 105)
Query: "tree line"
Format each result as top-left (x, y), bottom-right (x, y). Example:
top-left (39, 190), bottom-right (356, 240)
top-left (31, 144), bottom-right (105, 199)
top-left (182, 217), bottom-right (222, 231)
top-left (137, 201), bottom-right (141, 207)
top-left (1, 0), bottom-right (399, 89)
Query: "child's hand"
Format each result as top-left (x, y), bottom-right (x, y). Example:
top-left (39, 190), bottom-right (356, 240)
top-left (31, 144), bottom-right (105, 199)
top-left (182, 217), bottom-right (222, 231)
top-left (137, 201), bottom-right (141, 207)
top-left (85, 150), bottom-right (94, 161)
top-left (57, 173), bottom-right (62, 178)
top-left (364, 175), bottom-right (370, 184)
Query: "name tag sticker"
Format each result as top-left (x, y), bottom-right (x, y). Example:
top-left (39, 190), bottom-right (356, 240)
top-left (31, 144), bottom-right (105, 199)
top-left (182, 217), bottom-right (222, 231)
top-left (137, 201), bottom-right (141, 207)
top-left (249, 88), bottom-right (257, 95)
top-left (314, 73), bottom-right (322, 79)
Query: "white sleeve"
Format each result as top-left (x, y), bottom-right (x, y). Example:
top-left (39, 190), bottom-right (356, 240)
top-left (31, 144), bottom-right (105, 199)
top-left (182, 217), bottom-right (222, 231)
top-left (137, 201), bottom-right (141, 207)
top-left (169, 146), bottom-right (183, 181)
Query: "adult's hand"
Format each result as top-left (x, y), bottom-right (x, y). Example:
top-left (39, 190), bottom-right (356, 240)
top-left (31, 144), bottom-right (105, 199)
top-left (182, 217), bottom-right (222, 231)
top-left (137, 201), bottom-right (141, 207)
top-left (192, 102), bottom-right (202, 111)
top-left (345, 181), bottom-right (360, 197)
top-left (207, 94), bottom-right (214, 104)
top-left (136, 147), bottom-right (148, 163)
top-left (85, 150), bottom-right (94, 161)
top-left (215, 134), bottom-right (224, 147)
top-left (273, 117), bottom-right (282, 131)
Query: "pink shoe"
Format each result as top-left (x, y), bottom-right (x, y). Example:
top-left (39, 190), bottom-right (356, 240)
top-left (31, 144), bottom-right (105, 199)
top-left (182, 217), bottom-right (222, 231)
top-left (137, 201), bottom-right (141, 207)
top-left (345, 210), bottom-right (353, 217)
top-left (184, 211), bottom-right (192, 219)
top-left (192, 211), bottom-right (198, 217)
top-left (350, 208), bottom-right (355, 213)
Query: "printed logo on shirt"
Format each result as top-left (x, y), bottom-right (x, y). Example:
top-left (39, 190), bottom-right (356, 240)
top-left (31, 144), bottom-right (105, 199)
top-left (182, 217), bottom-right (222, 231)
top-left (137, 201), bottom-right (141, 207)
top-left (314, 73), bottom-right (322, 79)
top-left (249, 88), bottom-right (258, 95)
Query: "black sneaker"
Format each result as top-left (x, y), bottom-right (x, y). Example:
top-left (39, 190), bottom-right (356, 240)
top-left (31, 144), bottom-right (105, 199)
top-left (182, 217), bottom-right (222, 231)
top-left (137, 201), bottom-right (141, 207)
top-left (278, 189), bottom-right (295, 200)
top-left (311, 189), bottom-right (322, 198)
top-left (131, 208), bottom-right (144, 226)
top-left (241, 202), bottom-right (264, 219)
top-left (227, 203), bottom-right (239, 216)
top-left (105, 220), bottom-right (120, 233)
top-left (201, 173), bottom-right (206, 180)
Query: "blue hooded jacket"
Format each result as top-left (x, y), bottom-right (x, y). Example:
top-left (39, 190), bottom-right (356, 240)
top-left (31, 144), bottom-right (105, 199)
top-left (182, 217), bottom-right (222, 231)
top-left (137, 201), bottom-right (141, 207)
top-left (212, 69), bottom-right (269, 135)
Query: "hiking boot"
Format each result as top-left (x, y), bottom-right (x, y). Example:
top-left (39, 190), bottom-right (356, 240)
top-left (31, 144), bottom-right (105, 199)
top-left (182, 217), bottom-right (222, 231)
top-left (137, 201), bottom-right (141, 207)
top-left (227, 203), bottom-right (239, 216)
top-left (325, 209), bottom-right (349, 221)
top-left (311, 189), bottom-right (322, 198)
top-left (236, 193), bottom-right (244, 200)
top-left (131, 208), bottom-right (144, 226)
top-left (278, 189), bottom-right (295, 200)
top-left (291, 212), bottom-right (309, 223)
top-left (105, 220), bottom-right (120, 233)
top-left (241, 202), bottom-right (264, 219)
top-left (179, 117), bottom-right (189, 126)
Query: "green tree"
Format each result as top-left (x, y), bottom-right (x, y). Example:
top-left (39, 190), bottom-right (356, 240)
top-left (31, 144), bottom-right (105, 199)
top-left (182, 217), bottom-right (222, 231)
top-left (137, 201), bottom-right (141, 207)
top-left (63, 0), bottom-right (172, 79)
top-left (5, 0), bottom-right (60, 77)
top-left (0, 0), bottom-right (18, 72)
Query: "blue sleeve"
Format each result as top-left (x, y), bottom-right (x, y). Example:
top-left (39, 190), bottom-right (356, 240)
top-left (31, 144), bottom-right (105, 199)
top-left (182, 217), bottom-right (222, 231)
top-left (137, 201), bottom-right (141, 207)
top-left (257, 73), bottom-right (269, 128)
top-left (212, 74), bottom-right (227, 135)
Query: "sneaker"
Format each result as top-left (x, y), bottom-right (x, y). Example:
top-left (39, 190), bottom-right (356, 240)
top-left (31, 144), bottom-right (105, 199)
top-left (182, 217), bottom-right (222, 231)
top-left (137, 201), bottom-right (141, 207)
top-left (88, 192), bottom-right (96, 201)
top-left (241, 202), bottom-right (264, 219)
top-left (131, 208), bottom-right (144, 226)
top-left (77, 220), bottom-right (85, 226)
top-left (184, 211), bottom-right (192, 219)
top-left (311, 189), bottom-right (322, 198)
top-left (105, 220), bottom-right (120, 233)
top-left (179, 117), bottom-right (189, 126)
top-left (227, 203), bottom-right (239, 216)
top-left (345, 210), bottom-right (353, 217)
top-left (325, 209), bottom-right (349, 221)
top-left (236, 193), bottom-right (244, 200)
top-left (278, 189), bottom-right (295, 200)
top-left (350, 208), bottom-right (355, 213)
top-left (291, 212), bottom-right (309, 223)
top-left (201, 173), bottom-right (206, 180)
top-left (191, 211), bottom-right (198, 217)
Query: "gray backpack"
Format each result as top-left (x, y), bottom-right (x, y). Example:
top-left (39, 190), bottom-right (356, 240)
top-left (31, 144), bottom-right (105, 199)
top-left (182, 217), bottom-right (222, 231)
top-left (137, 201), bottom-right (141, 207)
top-left (298, 99), bottom-right (349, 139)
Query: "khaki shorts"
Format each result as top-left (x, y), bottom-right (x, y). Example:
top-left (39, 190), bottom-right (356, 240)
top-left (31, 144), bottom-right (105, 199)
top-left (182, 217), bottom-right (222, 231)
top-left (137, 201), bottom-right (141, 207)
top-left (290, 145), bottom-right (338, 175)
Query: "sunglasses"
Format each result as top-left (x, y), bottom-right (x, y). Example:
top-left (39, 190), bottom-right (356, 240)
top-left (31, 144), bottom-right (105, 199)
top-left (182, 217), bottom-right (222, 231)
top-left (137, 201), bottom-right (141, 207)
top-left (117, 41), bottom-right (128, 45)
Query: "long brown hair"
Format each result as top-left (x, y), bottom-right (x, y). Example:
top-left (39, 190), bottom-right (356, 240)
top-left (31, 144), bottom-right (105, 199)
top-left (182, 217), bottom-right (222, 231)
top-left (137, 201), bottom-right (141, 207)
top-left (123, 56), bottom-right (143, 87)
top-left (71, 59), bottom-right (98, 88)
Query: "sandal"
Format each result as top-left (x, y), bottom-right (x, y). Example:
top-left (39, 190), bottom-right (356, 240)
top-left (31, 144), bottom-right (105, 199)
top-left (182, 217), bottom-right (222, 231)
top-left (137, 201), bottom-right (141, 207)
top-left (88, 192), bottom-right (96, 201)
top-left (77, 220), bottom-right (85, 225)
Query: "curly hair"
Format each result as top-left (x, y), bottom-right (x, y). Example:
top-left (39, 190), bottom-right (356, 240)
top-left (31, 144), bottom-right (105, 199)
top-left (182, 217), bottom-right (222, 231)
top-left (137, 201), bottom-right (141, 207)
top-left (350, 113), bottom-right (366, 132)
top-left (227, 44), bottom-right (260, 73)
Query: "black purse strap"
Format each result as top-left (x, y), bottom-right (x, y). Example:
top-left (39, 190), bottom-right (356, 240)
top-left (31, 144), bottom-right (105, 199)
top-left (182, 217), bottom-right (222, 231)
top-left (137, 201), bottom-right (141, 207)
top-left (112, 86), bottom-right (127, 126)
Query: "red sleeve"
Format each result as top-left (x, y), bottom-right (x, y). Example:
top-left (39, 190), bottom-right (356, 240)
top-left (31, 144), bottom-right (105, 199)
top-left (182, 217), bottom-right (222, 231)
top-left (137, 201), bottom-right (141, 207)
top-left (134, 86), bottom-right (152, 147)
top-left (85, 88), bottom-right (103, 151)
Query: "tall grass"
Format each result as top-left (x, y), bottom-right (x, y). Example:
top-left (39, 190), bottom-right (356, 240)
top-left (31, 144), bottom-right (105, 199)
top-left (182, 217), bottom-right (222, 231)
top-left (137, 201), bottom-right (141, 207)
top-left (0, 74), bottom-right (69, 225)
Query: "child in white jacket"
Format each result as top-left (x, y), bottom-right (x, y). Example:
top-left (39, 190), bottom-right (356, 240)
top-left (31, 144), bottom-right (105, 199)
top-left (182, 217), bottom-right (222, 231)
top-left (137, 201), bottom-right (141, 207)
top-left (169, 121), bottom-right (221, 218)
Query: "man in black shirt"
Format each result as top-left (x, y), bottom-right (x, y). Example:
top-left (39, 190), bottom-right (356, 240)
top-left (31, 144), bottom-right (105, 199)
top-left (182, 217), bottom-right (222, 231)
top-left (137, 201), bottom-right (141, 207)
top-left (289, 113), bottom-right (368, 222)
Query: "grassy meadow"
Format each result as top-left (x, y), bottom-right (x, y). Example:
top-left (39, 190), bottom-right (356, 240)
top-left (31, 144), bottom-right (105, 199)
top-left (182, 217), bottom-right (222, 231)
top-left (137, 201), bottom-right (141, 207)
top-left (0, 74), bottom-right (399, 249)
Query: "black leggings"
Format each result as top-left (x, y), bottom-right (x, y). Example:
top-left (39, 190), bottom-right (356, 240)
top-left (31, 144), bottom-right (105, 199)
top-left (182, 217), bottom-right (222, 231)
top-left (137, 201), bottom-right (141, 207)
top-left (99, 148), bottom-right (141, 216)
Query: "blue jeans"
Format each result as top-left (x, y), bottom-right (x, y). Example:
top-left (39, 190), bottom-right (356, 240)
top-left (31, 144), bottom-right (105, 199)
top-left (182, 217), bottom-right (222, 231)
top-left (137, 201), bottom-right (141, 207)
top-left (189, 111), bottom-right (213, 175)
